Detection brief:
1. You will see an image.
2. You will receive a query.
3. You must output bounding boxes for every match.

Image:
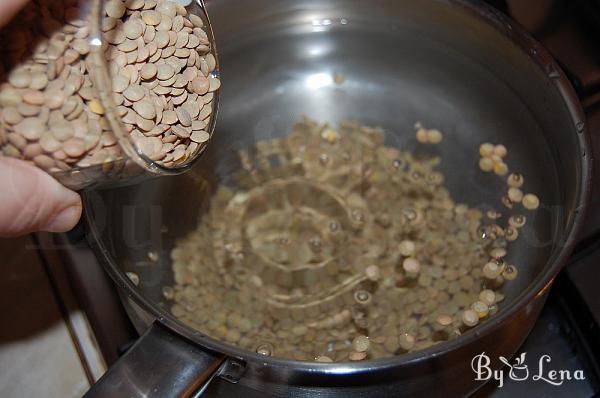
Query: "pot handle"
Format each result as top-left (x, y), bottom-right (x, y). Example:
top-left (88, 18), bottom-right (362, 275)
top-left (84, 322), bottom-right (226, 398)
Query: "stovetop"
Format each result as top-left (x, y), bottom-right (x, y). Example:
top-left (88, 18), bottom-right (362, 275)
top-left (46, 0), bottom-right (600, 396)
top-left (53, 223), bottom-right (600, 397)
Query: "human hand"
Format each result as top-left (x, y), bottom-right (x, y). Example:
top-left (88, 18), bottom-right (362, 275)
top-left (0, 0), bottom-right (30, 26)
top-left (0, 0), bottom-right (82, 237)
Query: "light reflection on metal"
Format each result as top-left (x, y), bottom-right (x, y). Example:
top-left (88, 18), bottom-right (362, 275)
top-left (306, 73), bottom-right (333, 90)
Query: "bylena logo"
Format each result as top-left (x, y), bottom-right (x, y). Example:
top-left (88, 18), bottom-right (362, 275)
top-left (471, 352), bottom-right (586, 388)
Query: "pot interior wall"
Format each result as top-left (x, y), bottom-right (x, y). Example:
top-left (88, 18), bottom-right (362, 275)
top-left (86, 0), bottom-right (582, 356)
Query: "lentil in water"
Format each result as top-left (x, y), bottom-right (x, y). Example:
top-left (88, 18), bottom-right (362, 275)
top-left (163, 118), bottom-right (540, 362)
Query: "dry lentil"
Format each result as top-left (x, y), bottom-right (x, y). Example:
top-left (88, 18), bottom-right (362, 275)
top-left (190, 130), bottom-right (209, 143)
top-left (0, 0), bottom-right (220, 179)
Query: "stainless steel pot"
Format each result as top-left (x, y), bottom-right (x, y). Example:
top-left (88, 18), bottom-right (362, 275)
top-left (83, 0), bottom-right (591, 397)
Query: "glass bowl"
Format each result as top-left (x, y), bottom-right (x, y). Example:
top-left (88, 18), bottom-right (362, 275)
top-left (0, 0), bottom-right (220, 190)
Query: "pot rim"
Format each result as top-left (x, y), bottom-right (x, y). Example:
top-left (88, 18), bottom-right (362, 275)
top-left (84, 0), bottom-right (592, 377)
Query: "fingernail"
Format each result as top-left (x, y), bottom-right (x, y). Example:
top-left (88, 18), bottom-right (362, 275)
top-left (43, 205), bottom-right (82, 232)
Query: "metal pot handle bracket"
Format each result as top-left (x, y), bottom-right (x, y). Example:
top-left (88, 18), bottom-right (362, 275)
top-left (84, 322), bottom-right (226, 398)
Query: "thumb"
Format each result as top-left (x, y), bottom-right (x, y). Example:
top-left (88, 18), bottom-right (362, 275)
top-left (0, 157), bottom-right (82, 237)
top-left (0, 0), bottom-right (30, 27)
